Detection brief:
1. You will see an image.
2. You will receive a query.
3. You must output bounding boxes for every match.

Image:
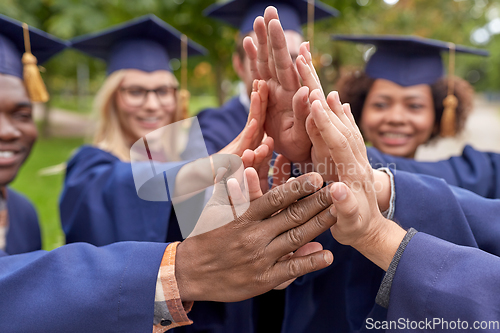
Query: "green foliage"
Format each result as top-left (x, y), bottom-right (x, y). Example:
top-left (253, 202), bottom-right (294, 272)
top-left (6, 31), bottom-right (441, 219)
top-left (10, 137), bottom-right (85, 250)
top-left (314, 0), bottom-right (490, 91)
top-left (2, 0), bottom-right (497, 100)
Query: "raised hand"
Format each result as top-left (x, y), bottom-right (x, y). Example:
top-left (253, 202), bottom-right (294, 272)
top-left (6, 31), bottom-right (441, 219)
top-left (219, 79), bottom-right (268, 156)
top-left (289, 44), bottom-right (343, 182)
top-left (309, 93), bottom-right (404, 271)
top-left (175, 172), bottom-right (336, 302)
top-left (243, 7), bottom-right (311, 163)
top-left (306, 90), bottom-right (349, 183)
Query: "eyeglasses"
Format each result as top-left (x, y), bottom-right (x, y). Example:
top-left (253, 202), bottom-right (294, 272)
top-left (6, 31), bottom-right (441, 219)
top-left (119, 86), bottom-right (177, 107)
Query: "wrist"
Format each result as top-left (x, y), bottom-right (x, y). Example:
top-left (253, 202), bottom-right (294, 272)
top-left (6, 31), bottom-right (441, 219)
top-left (174, 241), bottom-right (201, 302)
top-left (352, 217), bottom-right (406, 271)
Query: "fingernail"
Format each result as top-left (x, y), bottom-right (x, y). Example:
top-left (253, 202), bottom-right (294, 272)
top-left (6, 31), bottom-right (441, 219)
top-left (253, 80), bottom-right (258, 92)
top-left (312, 100), bottom-right (328, 115)
top-left (306, 174), bottom-right (322, 189)
top-left (331, 184), bottom-right (347, 202)
top-left (343, 103), bottom-right (352, 115)
top-left (303, 92), bottom-right (309, 105)
top-left (250, 91), bottom-right (257, 102)
top-left (307, 50), bottom-right (313, 63)
top-left (306, 41), bottom-right (310, 52)
top-left (323, 252), bottom-right (333, 265)
top-left (332, 91), bottom-right (341, 105)
top-left (329, 205), bottom-right (337, 218)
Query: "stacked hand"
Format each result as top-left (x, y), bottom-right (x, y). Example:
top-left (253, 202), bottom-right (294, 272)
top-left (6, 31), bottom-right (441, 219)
top-left (243, 7), bottom-right (315, 163)
top-left (243, 6), bottom-right (405, 272)
top-left (176, 171), bottom-right (336, 302)
top-left (214, 6), bottom-right (405, 275)
top-left (308, 86), bottom-right (406, 271)
top-left (216, 79), bottom-right (273, 194)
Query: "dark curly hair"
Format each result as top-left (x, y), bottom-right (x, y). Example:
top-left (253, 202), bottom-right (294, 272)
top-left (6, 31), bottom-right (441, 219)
top-left (336, 70), bottom-right (474, 141)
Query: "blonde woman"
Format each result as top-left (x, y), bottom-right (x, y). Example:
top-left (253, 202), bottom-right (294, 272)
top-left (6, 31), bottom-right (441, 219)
top-left (61, 14), bottom-right (270, 242)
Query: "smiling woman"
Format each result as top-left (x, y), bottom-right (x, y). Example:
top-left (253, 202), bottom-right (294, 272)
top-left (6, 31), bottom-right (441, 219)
top-left (360, 79), bottom-right (436, 158)
top-left (338, 73), bottom-right (474, 158)
top-left (92, 68), bottom-right (182, 161)
top-left (59, 15), bottom-right (207, 245)
top-left (117, 72), bottom-right (178, 133)
top-left (334, 35), bottom-right (485, 159)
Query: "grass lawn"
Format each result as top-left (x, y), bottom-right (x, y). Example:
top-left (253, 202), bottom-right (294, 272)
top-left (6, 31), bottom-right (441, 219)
top-left (10, 137), bottom-right (85, 251)
top-left (189, 95), bottom-right (219, 116)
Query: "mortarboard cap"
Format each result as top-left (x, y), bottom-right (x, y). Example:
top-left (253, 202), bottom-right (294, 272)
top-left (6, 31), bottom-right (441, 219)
top-left (0, 14), bottom-right (67, 79)
top-left (70, 15), bottom-right (207, 75)
top-left (204, 0), bottom-right (339, 35)
top-left (332, 35), bottom-right (489, 87)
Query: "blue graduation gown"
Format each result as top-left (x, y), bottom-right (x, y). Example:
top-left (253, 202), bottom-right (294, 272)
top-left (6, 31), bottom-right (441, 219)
top-left (60, 146), bottom-right (179, 245)
top-left (283, 170), bottom-right (500, 333)
top-left (0, 241), bottom-right (167, 332)
top-left (386, 232), bottom-right (500, 332)
top-left (197, 97), bottom-right (248, 155)
top-left (368, 145), bottom-right (500, 199)
top-left (5, 188), bottom-right (41, 255)
top-left (60, 145), bottom-right (254, 333)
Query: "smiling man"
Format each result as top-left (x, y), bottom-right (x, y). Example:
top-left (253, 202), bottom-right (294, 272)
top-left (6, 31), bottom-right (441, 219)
top-left (0, 14), bottom-right (67, 254)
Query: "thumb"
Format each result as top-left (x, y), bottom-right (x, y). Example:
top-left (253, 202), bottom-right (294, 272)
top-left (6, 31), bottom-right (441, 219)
top-left (330, 182), bottom-right (359, 223)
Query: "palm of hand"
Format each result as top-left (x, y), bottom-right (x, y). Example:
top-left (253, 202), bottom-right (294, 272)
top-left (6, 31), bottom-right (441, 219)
top-left (264, 80), bottom-right (311, 162)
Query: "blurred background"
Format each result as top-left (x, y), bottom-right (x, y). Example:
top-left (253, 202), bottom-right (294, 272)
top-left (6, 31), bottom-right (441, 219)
top-left (2, 0), bottom-right (500, 250)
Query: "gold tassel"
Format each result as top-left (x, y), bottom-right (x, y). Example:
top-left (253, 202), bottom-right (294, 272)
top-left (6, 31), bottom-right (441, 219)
top-left (180, 34), bottom-right (189, 119)
top-left (441, 95), bottom-right (458, 137)
top-left (179, 89), bottom-right (190, 120)
top-left (22, 23), bottom-right (49, 103)
top-left (440, 42), bottom-right (456, 137)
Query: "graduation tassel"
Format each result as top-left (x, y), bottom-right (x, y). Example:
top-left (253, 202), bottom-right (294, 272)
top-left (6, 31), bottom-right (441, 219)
top-left (179, 34), bottom-right (190, 120)
top-left (22, 23), bottom-right (49, 103)
top-left (307, 0), bottom-right (315, 52)
top-left (441, 42), bottom-right (457, 137)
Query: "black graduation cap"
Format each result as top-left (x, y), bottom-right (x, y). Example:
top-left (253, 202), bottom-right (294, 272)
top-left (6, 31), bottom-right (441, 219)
top-left (0, 14), bottom-right (67, 79)
top-left (204, 0), bottom-right (339, 35)
top-left (332, 35), bottom-right (489, 87)
top-left (70, 14), bottom-right (207, 75)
